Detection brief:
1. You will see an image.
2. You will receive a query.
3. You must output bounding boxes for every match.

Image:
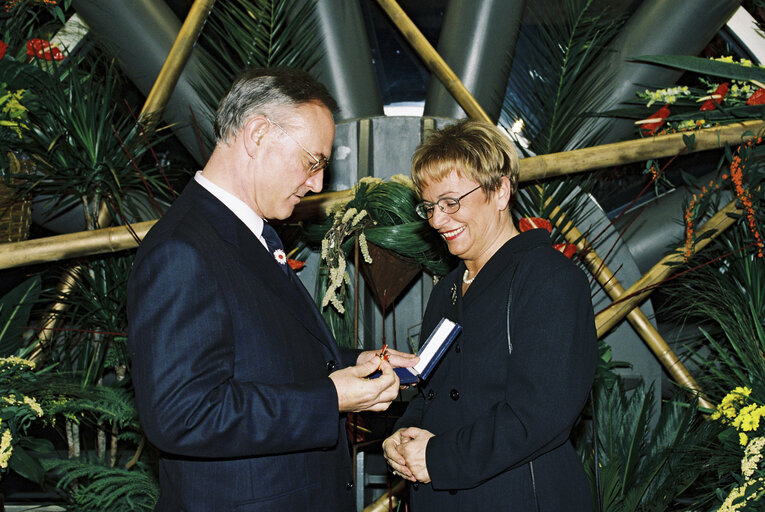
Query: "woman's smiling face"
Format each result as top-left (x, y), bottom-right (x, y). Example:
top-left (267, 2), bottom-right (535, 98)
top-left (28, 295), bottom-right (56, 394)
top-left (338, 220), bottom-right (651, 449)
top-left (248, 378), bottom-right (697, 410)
top-left (419, 170), bottom-right (513, 265)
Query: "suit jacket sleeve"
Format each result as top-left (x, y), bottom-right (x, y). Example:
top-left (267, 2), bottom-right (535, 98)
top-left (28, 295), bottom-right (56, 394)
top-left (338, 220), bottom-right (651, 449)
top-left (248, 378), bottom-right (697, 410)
top-left (127, 238), bottom-right (342, 459)
top-left (425, 261), bottom-right (596, 489)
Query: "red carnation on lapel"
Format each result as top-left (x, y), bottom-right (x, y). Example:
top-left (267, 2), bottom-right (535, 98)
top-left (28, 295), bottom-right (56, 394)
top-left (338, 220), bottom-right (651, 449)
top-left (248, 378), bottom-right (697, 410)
top-left (287, 259), bottom-right (306, 271)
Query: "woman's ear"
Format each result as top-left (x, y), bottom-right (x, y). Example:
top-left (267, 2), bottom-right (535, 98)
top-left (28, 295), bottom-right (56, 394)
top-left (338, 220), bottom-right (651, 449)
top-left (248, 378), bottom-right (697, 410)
top-left (242, 116), bottom-right (269, 158)
top-left (496, 175), bottom-right (512, 211)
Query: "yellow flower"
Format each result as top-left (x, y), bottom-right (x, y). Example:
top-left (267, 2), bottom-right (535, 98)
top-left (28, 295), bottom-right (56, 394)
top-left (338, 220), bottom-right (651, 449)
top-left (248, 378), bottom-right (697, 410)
top-left (23, 396), bottom-right (43, 417)
top-left (0, 356), bottom-right (35, 370)
top-left (742, 437), bottom-right (765, 479)
top-left (390, 174), bottom-right (415, 189)
top-left (358, 233), bottom-right (373, 264)
top-left (0, 429), bottom-right (12, 469)
top-left (733, 404), bottom-right (760, 431)
top-left (740, 433), bottom-right (749, 446)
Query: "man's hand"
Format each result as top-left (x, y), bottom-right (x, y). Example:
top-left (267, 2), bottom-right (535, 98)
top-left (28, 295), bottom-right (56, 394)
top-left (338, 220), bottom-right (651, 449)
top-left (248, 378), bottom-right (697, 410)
top-left (396, 427), bottom-right (434, 483)
top-left (357, 348), bottom-right (419, 369)
top-left (329, 357), bottom-right (399, 412)
top-left (383, 428), bottom-right (415, 481)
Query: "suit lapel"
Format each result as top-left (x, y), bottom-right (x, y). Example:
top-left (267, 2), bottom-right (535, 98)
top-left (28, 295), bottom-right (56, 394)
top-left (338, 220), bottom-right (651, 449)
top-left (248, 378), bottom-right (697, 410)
top-left (185, 181), bottom-right (338, 352)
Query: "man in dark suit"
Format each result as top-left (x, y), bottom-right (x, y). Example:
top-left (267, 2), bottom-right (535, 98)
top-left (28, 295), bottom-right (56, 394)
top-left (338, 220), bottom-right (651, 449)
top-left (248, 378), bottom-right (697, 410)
top-left (127, 67), bottom-right (415, 511)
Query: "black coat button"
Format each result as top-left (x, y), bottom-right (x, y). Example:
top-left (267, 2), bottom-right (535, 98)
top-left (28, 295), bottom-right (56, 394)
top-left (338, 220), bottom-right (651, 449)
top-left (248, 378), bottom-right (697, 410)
top-left (346, 480), bottom-right (354, 490)
top-left (412, 483), bottom-right (419, 490)
top-left (449, 490), bottom-right (458, 495)
top-left (455, 344), bottom-right (461, 353)
top-left (450, 389), bottom-right (460, 401)
top-left (427, 389), bottom-right (435, 400)
top-left (326, 360), bottom-right (336, 372)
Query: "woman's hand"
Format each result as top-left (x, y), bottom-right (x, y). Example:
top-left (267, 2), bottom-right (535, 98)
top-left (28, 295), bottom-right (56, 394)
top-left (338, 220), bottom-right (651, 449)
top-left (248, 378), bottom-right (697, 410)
top-left (396, 427), bottom-right (434, 484)
top-left (382, 428), bottom-right (416, 481)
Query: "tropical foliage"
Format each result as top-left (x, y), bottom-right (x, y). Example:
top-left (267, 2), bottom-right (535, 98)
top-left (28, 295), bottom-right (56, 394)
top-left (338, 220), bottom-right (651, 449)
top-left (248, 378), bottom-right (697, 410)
top-left (304, 175), bottom-right (452, 347)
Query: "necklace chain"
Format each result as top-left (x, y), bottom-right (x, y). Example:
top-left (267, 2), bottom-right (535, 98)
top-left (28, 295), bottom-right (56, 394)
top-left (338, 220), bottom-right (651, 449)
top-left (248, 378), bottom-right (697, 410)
top-left (463, 269), bottom-right (476, 284)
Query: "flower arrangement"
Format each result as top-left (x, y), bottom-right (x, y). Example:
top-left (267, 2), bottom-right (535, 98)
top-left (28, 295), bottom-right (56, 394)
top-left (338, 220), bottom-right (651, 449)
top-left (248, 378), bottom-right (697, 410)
top-left (635, 57), bottom-right (765, 137)
top-left (304, 174), bottom-right (453, 346)
top-left (315, 174), bottom-right (453, 315)
top-left (0, 355), bottom-right (55, 483)
top-left (710, 387), bottom-right (765, 510)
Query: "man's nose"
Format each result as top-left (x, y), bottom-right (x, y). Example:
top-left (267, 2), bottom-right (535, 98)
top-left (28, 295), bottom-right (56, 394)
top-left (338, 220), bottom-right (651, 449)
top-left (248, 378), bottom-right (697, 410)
top-left (305, 169), bottom-right (324, 193)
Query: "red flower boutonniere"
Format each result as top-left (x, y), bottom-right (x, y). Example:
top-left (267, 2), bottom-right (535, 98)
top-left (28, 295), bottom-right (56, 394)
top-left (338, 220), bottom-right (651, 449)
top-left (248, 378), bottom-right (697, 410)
top-left (0, 41), bottom-right (7, 61)
top-left (699, 83), bottom-right (729, 111)
top-left (273, 249), bottom-right (287, 266)
top-left (26, 38), bottom-right (64, 61)
top-left (287, 259), bottom-right (306, 271)
top-left (519, 217), bottom-right (577, 259)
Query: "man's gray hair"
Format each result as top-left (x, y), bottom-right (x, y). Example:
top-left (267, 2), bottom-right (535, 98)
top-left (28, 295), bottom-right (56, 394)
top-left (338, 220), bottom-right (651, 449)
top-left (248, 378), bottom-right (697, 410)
top-left (214, 67), bottom-right (338, 143)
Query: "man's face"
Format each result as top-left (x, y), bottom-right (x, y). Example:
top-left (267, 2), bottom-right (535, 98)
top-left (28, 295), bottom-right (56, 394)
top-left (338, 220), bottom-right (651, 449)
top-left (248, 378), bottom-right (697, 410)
top-left (248, 102), bottom-right (335, 220)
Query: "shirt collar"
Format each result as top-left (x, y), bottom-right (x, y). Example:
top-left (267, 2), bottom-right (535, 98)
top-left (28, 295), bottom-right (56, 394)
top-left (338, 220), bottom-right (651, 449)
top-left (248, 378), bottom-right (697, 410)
top-left (194, 171), bottom-right (268, 249)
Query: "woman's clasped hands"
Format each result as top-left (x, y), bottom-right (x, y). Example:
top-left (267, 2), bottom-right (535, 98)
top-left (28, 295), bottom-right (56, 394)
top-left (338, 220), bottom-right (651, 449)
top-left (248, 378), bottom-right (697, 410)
top-left (382, 427), bottom-right (435, 484)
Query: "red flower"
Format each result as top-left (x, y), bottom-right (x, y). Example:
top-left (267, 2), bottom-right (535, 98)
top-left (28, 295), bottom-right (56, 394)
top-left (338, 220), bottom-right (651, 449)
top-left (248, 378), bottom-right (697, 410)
top-left (26, 38), bottom-right (64, 61)
top-left (699, 83), bottom-right (729, 111)
top-left (519, 217), bottom-right (552, 233)
top-left (553, 243), bottom-right (577, 259)
top-left (287, 259), bottom-right (306, 271)
top-left (640, 105), bottom-right (670, 136)
top-left (746, 87), bottom-right (765, 105)
top-left (0, 40), bottom-right (7, 61)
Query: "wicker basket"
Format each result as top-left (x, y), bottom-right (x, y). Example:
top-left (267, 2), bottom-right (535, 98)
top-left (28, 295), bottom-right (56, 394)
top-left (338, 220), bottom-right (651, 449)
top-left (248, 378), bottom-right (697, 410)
top-left (0, 152), bottom-right (32, 243)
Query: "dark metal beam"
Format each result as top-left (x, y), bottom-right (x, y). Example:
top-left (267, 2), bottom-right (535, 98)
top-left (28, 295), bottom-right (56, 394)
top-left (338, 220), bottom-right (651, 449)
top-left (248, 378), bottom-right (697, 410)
top-left (423, 0), bottom-right (526, 122)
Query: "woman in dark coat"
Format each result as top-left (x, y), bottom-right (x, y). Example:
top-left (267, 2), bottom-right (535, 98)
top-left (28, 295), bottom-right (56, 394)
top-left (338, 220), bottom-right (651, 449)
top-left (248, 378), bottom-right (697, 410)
top-left (383, 119), bottom-right (597, 511)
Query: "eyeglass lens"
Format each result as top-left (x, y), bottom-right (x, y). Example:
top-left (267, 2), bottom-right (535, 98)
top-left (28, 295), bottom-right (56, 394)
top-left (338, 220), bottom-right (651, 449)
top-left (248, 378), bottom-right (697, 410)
top-left (416, 185), bottom-right (481, 219)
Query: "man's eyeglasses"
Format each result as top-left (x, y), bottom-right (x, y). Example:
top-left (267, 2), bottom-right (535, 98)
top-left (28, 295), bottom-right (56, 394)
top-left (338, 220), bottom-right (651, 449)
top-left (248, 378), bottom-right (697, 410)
top-left (415, 185), bottom-right (481, 219)
top-left (266, 117), bottom-right (329, 176)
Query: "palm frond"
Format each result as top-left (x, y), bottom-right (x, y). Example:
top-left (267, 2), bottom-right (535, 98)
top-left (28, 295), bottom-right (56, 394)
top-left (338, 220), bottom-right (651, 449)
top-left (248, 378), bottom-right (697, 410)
top-left (580, 378), bottom-right (712, 512)
top-left (502, 0), bottom-right (625, 249)
top-left (193, 0), bottom-right (322, 144)
top-left (7, 52), bottom-right (177, 227)
top-left (502, 0), bottom-right (625, 155)
top-left (0, 275), bottom-right (40, 356)
top-left (45, 457), bottom-right (158, 512)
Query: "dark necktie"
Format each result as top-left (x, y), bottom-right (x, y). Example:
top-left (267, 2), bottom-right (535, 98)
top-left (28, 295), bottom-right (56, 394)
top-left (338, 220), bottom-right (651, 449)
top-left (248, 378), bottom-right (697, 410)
top-left (261, 223), bottom-right (289, 275)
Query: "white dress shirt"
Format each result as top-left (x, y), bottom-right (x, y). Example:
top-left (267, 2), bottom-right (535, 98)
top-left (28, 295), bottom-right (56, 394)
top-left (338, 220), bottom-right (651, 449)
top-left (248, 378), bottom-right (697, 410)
top-left (194, 171), bottom-right (269, 250)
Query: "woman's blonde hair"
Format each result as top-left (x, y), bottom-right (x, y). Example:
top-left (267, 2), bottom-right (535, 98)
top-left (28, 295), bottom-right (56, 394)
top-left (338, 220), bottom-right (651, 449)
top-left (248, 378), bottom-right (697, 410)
top-left (411, 119), bottom-right (520, 198)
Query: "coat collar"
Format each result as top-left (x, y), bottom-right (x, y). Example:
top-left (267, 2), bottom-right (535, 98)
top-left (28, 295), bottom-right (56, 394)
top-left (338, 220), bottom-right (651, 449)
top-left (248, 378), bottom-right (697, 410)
top-left (183, 181), bottom-right (339, 354)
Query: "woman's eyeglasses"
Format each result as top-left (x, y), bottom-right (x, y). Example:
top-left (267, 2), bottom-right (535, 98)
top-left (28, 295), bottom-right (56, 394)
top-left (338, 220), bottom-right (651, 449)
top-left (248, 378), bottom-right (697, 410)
top-left (415, 185), bottom-right (481, 219)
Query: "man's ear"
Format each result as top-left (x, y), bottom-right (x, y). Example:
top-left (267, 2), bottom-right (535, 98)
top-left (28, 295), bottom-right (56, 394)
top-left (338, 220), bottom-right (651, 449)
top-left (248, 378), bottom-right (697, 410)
top-left (242, 116), bottom-right (270, 158)
top-left (496, 175), bottom-right (512, 211)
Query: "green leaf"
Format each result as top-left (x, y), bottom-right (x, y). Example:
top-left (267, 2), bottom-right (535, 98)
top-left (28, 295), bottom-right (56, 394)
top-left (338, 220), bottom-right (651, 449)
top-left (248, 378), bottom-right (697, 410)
top-left (19, 436), bottom-right (55, 453)
top-left (634, 55), bottom-right (765, 83)
top-left (9, 444), bottom-right (45, 484)
top-left (0, 275), bottom-right (41, 357)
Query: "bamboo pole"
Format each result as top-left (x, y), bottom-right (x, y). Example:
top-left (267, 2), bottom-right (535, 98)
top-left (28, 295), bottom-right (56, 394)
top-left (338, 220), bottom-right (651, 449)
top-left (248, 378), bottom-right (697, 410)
top-left (28, 0), bottom-right (215, 361)
top-left (0, 221), bottom-right (152, 270)
top-left (375, 0), bottom-right (491, 122)
top-left (552, 206), bottom-right (713, 409)
top-left (1, 118), bottom-right (760, 269)
top-left (139, 0), bottom-right (216, 128)
top-left (361, 479), bottom-right (406, 512)
top-left (595, 198), bottom-right (741, 336)
top-left (521, 119), bottom-right (765, 181)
